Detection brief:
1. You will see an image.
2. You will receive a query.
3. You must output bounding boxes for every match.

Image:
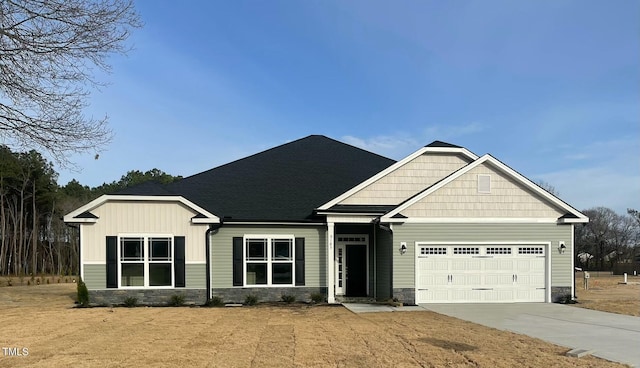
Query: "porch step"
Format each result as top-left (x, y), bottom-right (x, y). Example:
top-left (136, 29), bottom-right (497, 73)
top-left (336, 296), bottom-right (376, 303)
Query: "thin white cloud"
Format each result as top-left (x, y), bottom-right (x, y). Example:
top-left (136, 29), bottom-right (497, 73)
top-left (341, 135), bottom-right (420, 159)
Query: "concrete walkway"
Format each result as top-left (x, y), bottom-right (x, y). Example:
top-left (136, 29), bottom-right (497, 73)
top-left (422, 303), bottom-right (640, 367)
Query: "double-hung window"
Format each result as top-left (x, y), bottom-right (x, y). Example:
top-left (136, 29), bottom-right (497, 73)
top-left (119, 235), bottom-right (173, 288)
top-left (244, 236), bottom-right (294, 286)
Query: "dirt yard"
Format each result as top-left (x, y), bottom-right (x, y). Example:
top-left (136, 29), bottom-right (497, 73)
top-left (0, 284), bottom-right (627, 367)
top-left (574, 272), bottom-right (640, 317)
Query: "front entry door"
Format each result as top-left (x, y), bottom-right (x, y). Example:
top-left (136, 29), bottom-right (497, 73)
top-left (346, 244), bottom-right (367, 297)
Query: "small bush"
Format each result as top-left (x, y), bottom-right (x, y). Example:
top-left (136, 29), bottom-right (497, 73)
top-left (77, 278), bottom-right (89, 306)
top-left (244, 294), bottom-right (258, 306)
top-left (206, 296), bottom-right (224, 307)
top-left (57, 278), bottom-right (61, 283)
top-left (281, 294), bottom-right (296, 304)
top-left (169, 294), bottom-right (185, 307)
top-left (123, 296), bottom-right (138, 308)
top-left (6, 278), bottom-right (12, 287)
top-left (46, 278), bottom-right (50, 284)
top-left (27, 280), bottom-right (31, 286)
top-left (310, 293), bottom-right (324, 304)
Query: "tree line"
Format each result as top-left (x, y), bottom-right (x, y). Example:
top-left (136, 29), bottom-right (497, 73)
top-left (0, 145), bottom-right (180, 277)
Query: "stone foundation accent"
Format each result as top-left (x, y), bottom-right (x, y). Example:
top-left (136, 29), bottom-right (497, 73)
top-left (551, 286), bottom-right (572, 303)
top-left (211, 287), bottom-right (327, 304)
top-left (392, 288), bottom-right (415, 305)
top-left (90, 289), bottom-right (206, 306)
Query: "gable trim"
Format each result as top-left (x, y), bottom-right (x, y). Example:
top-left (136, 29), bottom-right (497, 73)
top-left (381, 154), bottom-right (588, 223)
top-left (383, 217), bottom-right (563, 224)
top-left (63, 195), bottom-right (220, 223)
top-left (317, 145), bottom-right (478, 210)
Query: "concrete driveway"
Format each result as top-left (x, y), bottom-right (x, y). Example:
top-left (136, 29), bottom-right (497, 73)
top-left (422, 303), bottom-right (640, 367)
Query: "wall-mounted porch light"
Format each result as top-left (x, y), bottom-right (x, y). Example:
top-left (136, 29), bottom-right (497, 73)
top-left (558, 242), bottom-right (566, 254)
top-left (400, 242), bottom-right (407, 255)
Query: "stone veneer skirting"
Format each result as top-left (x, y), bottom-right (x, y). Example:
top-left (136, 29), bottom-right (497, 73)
top-left (392, 288), bottom-right (416, 305)
top-left (211, 287), bottom-right (327, 304)
top-left (551, 286), bottom-right (572, 303)
top-left (90, 289), bottom-right (206, 306)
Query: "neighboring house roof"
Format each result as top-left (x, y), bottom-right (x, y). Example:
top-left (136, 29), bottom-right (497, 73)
top-left (112, 135), bottom-right (395, 222)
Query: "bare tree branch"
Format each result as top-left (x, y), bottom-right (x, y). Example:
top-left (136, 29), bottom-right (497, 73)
top-left (0, 0), bottom-right (141, 167)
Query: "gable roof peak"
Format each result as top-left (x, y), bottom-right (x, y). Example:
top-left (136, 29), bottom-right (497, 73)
top-left (425, 140), bottom-right (462, 148)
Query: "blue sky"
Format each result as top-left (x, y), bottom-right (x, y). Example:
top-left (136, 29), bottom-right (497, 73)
top-left (58, 0), bottom-right (639, 214)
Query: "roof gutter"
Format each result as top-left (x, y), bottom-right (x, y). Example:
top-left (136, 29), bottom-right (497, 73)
top-left (205, 222), bottom-right (223, 304)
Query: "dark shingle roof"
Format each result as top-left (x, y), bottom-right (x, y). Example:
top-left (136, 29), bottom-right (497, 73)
top-left (425, 140), bottom-right (461, 148)
top-left (117, 135), bottom-right (395, 222)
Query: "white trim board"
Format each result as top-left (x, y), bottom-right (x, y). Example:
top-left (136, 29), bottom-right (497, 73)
top-left (63, 194), bottom-right (220, 224)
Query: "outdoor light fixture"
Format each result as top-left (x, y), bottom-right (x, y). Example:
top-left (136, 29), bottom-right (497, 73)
top-left (400, 242), bottom-right (407, 255)
top-left (559, 242), bottom-right (566, 254)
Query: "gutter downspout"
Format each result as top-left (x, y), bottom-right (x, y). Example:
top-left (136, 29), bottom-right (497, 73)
top-left (205, 222), bottom-right (223, 304)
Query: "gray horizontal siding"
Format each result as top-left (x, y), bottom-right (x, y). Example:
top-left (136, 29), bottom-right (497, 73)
top-left (211, 225), bottom-right (326, 288)
top-left (392, 223), bottom-right (573, 289)
top-left (83, 264), bottom-right (106, 290)
top-left (185, 263), bottom-right (207, 289)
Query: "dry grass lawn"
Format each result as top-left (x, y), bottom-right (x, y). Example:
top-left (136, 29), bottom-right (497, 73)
top-left (0, 283), bottom-right (628, 367)
top-left (574, 272), bottom-right (640, 316)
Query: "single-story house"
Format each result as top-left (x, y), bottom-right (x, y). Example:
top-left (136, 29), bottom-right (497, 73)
top-left (64, 135), bottom-right (588, 305)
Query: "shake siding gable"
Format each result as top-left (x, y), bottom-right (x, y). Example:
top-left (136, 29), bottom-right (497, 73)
top-left (339, 153), bottom-right (471, 206)
top-left (401, 161), bottom-right (565, 218)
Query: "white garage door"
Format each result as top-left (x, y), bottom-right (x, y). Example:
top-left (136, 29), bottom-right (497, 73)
top-left (416, 244), bottom-right (547, 303)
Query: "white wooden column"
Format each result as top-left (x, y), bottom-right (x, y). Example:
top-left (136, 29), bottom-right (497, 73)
top-left (327, 222), bottom-right (335, 303)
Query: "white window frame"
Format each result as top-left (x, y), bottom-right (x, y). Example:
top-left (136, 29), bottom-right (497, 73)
top-left (117, 234), bottom-right (175, 289)
top-left (243, 234), bottom-right (295, 287)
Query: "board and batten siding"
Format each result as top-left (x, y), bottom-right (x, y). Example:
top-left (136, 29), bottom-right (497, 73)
top-left (82, 263), bottom-right (206, 290)
top-left (391, 223), bottom-right (573, 289)
top-left (402, 162), bottom-right (565, 218)
top-left (82, 200), bottom-right (209, 263)
top-left (210, 226), bottom-right (326, 288)
top-left (340, 153), bottom-right (471, 206)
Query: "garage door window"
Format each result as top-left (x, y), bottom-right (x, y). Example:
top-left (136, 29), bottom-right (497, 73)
top-left (420, 247), bottom-right (447, 255)
top-left (453, 247), bottom-right (479, 255)
top-left (486, 247), bottom-right (512, 255)
top-left (518, 247), bottom-right (544, 255)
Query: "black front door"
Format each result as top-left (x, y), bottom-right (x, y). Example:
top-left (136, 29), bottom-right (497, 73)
top-left (346, 244), bottom-right (367, 297)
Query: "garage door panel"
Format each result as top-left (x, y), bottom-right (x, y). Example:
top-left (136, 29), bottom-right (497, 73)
top-left (416, 244), bottom-right (547, 303)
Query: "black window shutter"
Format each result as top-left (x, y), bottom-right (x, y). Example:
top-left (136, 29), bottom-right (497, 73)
top-left (106, 236), bottom-right (117, 288)
top-left (295, 237), bottom-right (305, 286)
top-left (232, 237), bottom-right (243, 286)
top-left (174, 236), bottom-right (186, 288)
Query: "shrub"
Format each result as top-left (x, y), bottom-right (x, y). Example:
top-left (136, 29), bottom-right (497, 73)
top-left (6, 278), bottom-right (12, 287)
top-left (169, 294), bottom-right (185, 307)
top-left (123, 296), bottom-right (138, 308)
top-left (244, 294), bottom-right (258, 306)
top-left (281, 294), bottom-right (296, 304)
top-left (57, 278), bottom-right (61, 283)
top-left (77, 278), bottom-right (89, 306)
top-left (310, 293), bottom-right (324, 304)
top-left (46, 278), bottom-right (50, 284)
top-left (206, 296), bottom-right (224, 307)
top-left (27, 280), bottom-right (31, 286)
